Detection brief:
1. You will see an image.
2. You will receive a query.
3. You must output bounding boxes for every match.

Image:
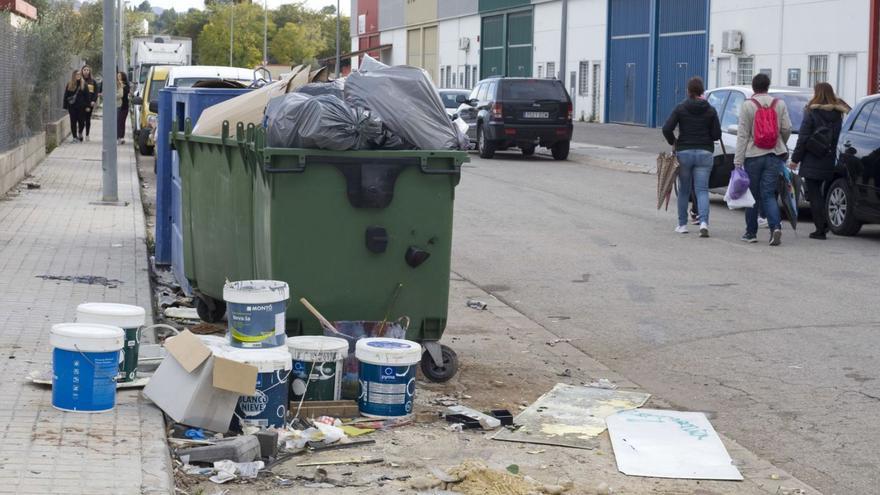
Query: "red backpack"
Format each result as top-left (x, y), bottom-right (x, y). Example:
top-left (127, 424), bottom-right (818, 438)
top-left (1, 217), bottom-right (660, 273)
top-left (751, 98), bottom-right (779, 149)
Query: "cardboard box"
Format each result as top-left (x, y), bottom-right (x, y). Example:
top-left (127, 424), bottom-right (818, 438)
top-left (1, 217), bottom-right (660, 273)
top-left (143, 330), bottom-right (258, 432)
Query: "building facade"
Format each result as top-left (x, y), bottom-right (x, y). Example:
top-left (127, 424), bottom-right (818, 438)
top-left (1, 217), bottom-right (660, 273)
top-left (351, 0), bottom-right (878, 127)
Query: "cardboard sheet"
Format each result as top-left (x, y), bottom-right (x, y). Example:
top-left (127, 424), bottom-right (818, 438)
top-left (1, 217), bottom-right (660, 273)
top-left (606, 409), bottom-right (744, 480)
top-left (492, 383), bottom-right (650, 450)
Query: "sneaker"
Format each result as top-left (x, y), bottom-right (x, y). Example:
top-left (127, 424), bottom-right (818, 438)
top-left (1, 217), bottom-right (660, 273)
top-left (809, 231), bottom-right (827, 240)
top-left (121, 139), bottom-right (125, 144)
top-left (675, 225), bottom-right (689, 234)
top-left (85, 136), bottom-right (90, 142)
top-left (70, 137), bottom-right (78, 144)
top-left (770, 229), bottom-right (782, 246)
top-left (741, 233), bottom-right (758, 243)
top-left (699, 222), bottom-right (709, 238)
top-left (758, 217), bottom-right (769, 228)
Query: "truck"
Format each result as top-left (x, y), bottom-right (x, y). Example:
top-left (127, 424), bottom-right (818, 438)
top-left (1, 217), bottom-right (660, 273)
top-left (129, 35), bottom-right (191, 96)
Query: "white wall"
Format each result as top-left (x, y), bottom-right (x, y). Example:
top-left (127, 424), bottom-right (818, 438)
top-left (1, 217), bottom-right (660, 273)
top-left (565, 0), bottom-right (607, 122)
top-left (437, 15), bottom-right (481, 88)
top-left (379, 28), bottom-right (409, 66)
top-left (533, 1), bottom-right (563, 80)
top-left (709, 0), bottom-right (870, 104)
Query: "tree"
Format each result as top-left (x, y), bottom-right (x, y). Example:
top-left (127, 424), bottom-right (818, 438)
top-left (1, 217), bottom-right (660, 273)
top-left (270, 22), bottom-right (325, 66)
top-left (320, 5), bottom-right (335, 15)
top-left (136, 0), bottom-right (152, 13)
top-left (198, 3), bottom-right (275, 67)
top-left (72, 1), bottom-right (104, 73)
top-left (170, 8), bottom-right (210, 63)
top-left (154, 8), bottom-right (179, 34)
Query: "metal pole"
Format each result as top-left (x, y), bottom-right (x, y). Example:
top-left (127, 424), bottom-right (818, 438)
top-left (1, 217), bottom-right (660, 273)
top-left (229, 2), bottom-right (234, 66)
top-left (263, 0), bottom-right (268, 65)
top-left (335, 0), bottom-right (340, 77)
top-left (559, 0), bottom-right (567, 80)
top-left (102, 0), bottom-right (118, 202)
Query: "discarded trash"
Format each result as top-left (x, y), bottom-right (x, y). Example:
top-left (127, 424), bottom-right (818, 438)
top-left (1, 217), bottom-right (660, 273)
top-left (356, 338), bottom-right (422, 417)
top-left (445, 423), bottom-right (464, 432)
top-left (526, 449), bottom-right (546, 454)
top-left (444, 460), bottom-right (565, 495)
top-left (75, 303), bottom-right (147, 383)
top-left (490, 409), bottom-right (514, 426)
top-left (546, 338), bottom-right (572, 347)
top-left (296, 457), bottom-right (384, 467)
top-left (219, 345), bottom-right (292, 429)
top-left (163, 307), bottom-right (199, 320)
top-left (264, 93), bottom-right (384, 150)
top-left (36, 274), bottom-right (123, 287)
top-left (466, 299), bottom-right (488, 310)
top-left (557, 369), bottom-right (572, 377)
top-left (506, 464), bottom-right (520, 475)
top-left (50, 323), bottom-right (125, 413)
top-left (328, 320), bottom-right (407, 399)
top-left (178, 435), bottom-right (261, 464)
top-left (224, 280), bottom-right (289, 348)
top-left (586, 378), bottom-right (618, 390)
top-left (606, 409), bottom-right (743, 480)
top-left (296, 79), bottom-right (345, 99)
top-left (288, 336), bottom-right (348, 403)
top-left (445, 406), bottom-right (501, 430)
top-left (294, 400), bottom-right (360, 420)
top-left (182, 464), bottom-right (214, 476)
top-left (209, 459), bottom-right (264, 484)
top-left (23, 181), bottom-right (40, 189)
top-left (493, 383), bottom-right (650, 450)
top-left (185, 428), bottom-right (206, 440)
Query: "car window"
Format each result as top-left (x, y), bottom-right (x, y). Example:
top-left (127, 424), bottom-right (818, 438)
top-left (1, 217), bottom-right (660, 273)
top-left (707, 90), bottom-right (728, 114)
top-left (439, 91), bottom-right (468, 109)
top-left (501, 79), bottom-right (568, 100)
top-left (849, 102), bottom-right (875, 133)
top-left (469, 84), bottom-right (481, 100)
top-left (721, 91), bottom-right (745, 130)
top-left (865, 102), bottom-right (880, 136)
top-left (476, 83), bottom-right (488, 102)
top-left (149, 78), bottom-right (167, 104)
top-left (771, 93), bottom-right (810, 132)
top-left (487, 81), bottom-right (498, 101)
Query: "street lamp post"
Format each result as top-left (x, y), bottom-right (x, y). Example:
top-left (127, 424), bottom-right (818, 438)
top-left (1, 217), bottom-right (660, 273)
top-left (263, 0), bottom-right (268, 66)
top-left (335, 0), bottom-right (340, 77)
top-left (229, 1), bottom-right (234, 66)
top-left (102, 0), bottom-right (118, 202)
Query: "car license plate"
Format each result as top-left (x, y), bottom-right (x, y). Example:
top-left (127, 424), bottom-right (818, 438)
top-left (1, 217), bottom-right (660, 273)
top-left (523, 111), bottom-right (549, 119)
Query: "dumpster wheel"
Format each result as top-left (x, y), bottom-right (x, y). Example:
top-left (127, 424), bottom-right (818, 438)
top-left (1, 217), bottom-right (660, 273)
top-left (195, 296), bottom-right (226, 323)
top-left (420, 344), bottom-right (459, 383)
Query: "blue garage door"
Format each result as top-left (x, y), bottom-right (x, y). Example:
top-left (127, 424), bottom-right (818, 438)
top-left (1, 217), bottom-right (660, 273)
top-left (655, 0), bottom-right (708, 125)
top-left (607, 0), bottom-right (651, 125)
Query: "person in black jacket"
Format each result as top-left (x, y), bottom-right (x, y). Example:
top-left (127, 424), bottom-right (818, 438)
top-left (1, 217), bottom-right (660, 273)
top-left (662, 77), bottom-right (722, 238)
top-left (790, 83), bottom-right (850, 240)
top-left (63, 70), bottom-right (88, 143)
top-left (116, 72), bottom-right (130, 144)
top-left (81, 65), bottom-right (99, 141)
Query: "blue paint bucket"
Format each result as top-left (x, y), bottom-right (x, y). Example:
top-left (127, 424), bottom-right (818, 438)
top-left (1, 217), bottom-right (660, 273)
top-left (355, 338), bottom-right (422, 418)
top-left (219, 346), bottom-right (292, 429)
top-left (50, 323), bottom-right (125, 413)
top-left (223, 280), bottom-right (289, 349)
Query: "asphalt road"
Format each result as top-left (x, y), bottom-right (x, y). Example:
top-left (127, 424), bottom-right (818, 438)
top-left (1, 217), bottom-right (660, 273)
top-left (573, 121), bottom-right (670, 154)
top-left (451, 149), bottom-right (880, 495)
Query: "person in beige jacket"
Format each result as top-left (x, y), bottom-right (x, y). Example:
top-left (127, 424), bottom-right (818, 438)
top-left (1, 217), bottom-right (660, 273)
top-left (734, 73), bottom-right (792, 246)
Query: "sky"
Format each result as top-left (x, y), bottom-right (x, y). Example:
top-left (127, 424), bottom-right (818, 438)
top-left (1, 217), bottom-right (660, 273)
top-left (138, 0), bottom-right (351, 15)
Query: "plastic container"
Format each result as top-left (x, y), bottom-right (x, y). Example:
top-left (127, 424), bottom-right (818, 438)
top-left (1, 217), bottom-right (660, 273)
top-left (223, 280), bottom-right (289, 348)
top-left (50, 323), bottom-right (125, 412)
top-left (355, 338), bottom-right (422, 418)
top-left (216, 345), bottom-right (292, 429)
top-left (75, 303), bottom-right (146, 383)
top-left (287, 336), bottom-right (348, 402)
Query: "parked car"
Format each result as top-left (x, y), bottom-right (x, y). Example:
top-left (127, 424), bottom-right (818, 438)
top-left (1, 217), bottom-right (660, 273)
top-left (824, 93), bottom-right (880, 236)
top-left (166, 65), bottom-right (260, 88)
top-left (131, 65), bottom-right (171, 156)
top-left (438, 89), bottom-right (471, 120)
top-left (457, 77), bottom-right (573, 160)
top-left (704, 86), bottom-right (812, 203)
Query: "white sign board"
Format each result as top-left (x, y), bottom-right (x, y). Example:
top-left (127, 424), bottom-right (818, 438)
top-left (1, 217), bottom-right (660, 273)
top-left (606, 409), bottom-right (743, 481)
top-left (358, 14), bottom-right (366, 35)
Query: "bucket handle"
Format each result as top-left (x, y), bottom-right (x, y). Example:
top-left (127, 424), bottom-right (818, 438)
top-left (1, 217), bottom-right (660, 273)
top-left (135, 324), bottom-right (180, 373)
top-left (73, 345), bottom-right (125, 382)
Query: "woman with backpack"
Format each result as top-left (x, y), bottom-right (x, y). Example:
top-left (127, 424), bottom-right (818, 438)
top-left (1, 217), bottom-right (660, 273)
top-left (790, 83), bottom-right (850, 240)
top-left (63, 70), bottom-right (88, 143)
top-left (662, 77), bottom-right (722, 238)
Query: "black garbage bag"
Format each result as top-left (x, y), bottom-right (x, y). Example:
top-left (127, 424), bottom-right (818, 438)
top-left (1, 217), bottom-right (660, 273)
top-left (264, 93), bottom-right (383, 150)
top-left (296, 79), bottom-right (345, 99)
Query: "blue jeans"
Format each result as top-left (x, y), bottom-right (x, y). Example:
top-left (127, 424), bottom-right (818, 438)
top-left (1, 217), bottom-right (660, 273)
top-left (676, 149), bottom-right (713, 226)
top-left (744, 154), bottom-right (783, 234)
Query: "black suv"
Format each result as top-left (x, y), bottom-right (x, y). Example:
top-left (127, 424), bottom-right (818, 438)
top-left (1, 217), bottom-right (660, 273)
top-left (456, 77), bottom-right (573, 160)
top-left (825, 94), bottom-right (880, 236)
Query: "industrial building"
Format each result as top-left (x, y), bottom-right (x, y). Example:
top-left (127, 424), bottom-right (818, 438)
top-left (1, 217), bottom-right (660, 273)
top-left (350, 0), bottom-right (880, 127)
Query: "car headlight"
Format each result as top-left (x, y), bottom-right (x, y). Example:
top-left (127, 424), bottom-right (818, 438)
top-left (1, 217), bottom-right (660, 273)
top-left (147, 115), bottom-right (158, 129)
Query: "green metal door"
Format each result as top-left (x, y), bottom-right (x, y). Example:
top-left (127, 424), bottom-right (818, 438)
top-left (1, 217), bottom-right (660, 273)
top-left (481, 15), bottom-right (504, 79)
top-left (506, 10), bottom-right (532, 77)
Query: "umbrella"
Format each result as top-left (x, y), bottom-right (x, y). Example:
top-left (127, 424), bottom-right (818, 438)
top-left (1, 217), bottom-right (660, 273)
top-left (656, 152), bottom-right (680, 210)
top-left (778, 167), bottom-right (799, 231)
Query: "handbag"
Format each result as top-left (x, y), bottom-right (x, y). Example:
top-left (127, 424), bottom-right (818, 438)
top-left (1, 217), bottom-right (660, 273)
top-left (66, 89), bottom-right (78, 107)
top-left (709, 140), bottom-right (735, 189)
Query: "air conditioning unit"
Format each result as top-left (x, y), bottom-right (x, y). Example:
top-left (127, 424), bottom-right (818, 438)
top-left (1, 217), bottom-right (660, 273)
top-left (458, 37), bottom-right (471, 51)
top-left (722, 30), bottom-right (743, 54)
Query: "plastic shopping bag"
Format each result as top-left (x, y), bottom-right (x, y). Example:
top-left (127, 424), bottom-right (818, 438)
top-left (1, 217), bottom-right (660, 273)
top-left (728, 167), bottom-right (751, 200)
top-left (724, 186), bottom-right (755, 210)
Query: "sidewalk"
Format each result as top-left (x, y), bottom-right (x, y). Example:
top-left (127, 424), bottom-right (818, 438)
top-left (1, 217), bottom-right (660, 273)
top-left (539, 122), bottom-right (661, 173)
top-left (0, 120), bottom-right (172, 494)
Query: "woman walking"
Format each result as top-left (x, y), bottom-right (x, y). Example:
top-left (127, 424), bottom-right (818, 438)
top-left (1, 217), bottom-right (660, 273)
top-left (63, 70), bottom-right (88, 143)
top-left (790, 83), bottom-right (850, 239)
top-left (116, 72), bottom-right (130, 144)
top-left (80, 65), bottom-right (99, 141)
top-left (662, 77), bottom-right (722, 237)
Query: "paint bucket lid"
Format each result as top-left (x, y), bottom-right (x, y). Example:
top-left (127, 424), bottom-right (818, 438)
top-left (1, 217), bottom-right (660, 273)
top-left (199, 335), bottom-right (228, 350)
top-left (287, 336), bottom-right (349, 362)
top-left (355, 338), bottom-right (422, 366)
top-left (76, 303), bottom-right (146, 328)
top-left (223, 280), bottom-right (289, 304)
top-left (213, 346), bottom-right (293, 372)
top-left (50, 323), bottom-right (125, 352)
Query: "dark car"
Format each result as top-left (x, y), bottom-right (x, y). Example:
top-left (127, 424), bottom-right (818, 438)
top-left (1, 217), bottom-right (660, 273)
top-left (457, 77), bottom-right (573, 160)
top-left (825, 94), bottom-right (880, 236)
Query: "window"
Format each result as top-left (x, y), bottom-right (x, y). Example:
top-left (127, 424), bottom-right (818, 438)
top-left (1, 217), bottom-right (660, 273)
top-left (440, 67), bottom-right (445, 88)
top-left (770, 93), bottom-right (810, 131)
top-left (487, 81), bottom-right (498, 100)
top-left (578, 61), bottom-right (589, 96)
top-left (808, 55), bottom-right (828, 87)
top-left (721, 91), bottom-right (745, 130)
top-left (501, 79), bottom-right (567, 100)
top-left (472, 67), bottom-right (478, 88)
top-left (849, 102), bottom-right (874, 133)
top-left (469, 83), bottom-right (481, 101)
top-left (737, 57), bottom-right (754, 85)
top-left (787, 69), bottom-right (801, 87)
top-left (476, 83), bottom-right (488, 102)
top-left (866, 103), bottom-right (880, 136)
top-left (537, 64), bottom-right (544, 79)
top-left (546, 62), bottom-right (556, 79)
top-left (707, 90), bottom-right (729, 114)
top-left (446, 65), bottom-right (452, 88)
top-left (591, 63), bottom-right (601, 120)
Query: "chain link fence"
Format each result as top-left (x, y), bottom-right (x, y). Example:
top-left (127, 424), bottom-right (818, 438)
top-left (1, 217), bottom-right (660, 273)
top-left (0, 12), bottom-right (77, 154)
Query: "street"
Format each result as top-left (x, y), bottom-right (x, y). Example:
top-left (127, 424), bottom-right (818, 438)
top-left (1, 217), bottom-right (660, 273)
top-left (451, 149), bottom-right (880, 495)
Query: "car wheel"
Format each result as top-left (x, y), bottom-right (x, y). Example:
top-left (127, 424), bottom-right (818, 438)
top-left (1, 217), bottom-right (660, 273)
top-left (521, 145), bottom-right (536, 156)
top-left (477, 125), bottom-right (495, 159)
top-left (826, 178), bottom-right (862, 236)
top-left (551, 140), bottom-right (570, 160)
top-left (138, 131), bottom-right (152, 156)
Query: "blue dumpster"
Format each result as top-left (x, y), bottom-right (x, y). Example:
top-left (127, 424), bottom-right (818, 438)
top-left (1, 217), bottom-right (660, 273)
top-left (154, 87), bottom-right (252, 295)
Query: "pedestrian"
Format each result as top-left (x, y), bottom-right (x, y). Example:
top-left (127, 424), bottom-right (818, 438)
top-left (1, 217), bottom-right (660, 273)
top-left (63, 70), bottom-right (88, 143)
top-left (80, 65), bottom-right (99, 142)
top-left (662, 76), bottom-right (721, 237)
top-left (734, 73), bottom-right (792, 246)
top-left (116, 71), bottom-right (130, 145)
top-left (790, 83), bottom-right (850, 239)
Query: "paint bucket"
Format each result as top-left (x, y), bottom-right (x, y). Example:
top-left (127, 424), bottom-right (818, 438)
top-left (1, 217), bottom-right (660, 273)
top-left (328, 319), bottom-right (408, 399)
top-left (75, 303), bottom-right (146, 383)
top-left (223, 280), bottom-right (289, 349)
top-left (287, 336), bottom-right (348, 403)
top-left (50, 323), bottom-right (125, 412)
top-left (355, 338), bottom-right (422, 418)
top-left (218, 346), bottom-right (292, 429)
